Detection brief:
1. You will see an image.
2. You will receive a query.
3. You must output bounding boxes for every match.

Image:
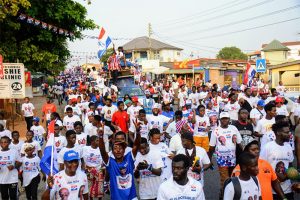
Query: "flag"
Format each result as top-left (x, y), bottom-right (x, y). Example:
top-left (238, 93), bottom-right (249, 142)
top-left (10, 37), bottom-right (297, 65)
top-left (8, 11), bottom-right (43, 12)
top-left (34, 19), bottom-right (41, 26)
top-left (243, 62), bottom-right (256, 86)
top-left (176, 119), bottom-right (186, 133)
top-left (97, 27), bottom-right (112, 59)
top-left (18, 14), bottom-right (27, 20)
top-left (40, 120), bottom-right (58, 176)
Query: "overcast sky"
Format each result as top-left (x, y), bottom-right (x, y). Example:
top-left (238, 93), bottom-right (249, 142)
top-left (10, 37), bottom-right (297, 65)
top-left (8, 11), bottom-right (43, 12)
top-left (68, 0), bottom-right (300, 66)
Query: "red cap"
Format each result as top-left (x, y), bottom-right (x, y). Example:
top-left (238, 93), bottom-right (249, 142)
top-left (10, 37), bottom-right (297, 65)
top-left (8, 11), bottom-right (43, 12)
top-left (275, 97), bottom-right (283, 103)
top-left (132, 96), bottom-right (138, 102)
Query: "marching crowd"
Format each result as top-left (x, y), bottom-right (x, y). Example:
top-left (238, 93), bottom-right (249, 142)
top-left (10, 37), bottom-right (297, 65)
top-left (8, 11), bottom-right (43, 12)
top-left (0, 64), bottom-right (300, 200)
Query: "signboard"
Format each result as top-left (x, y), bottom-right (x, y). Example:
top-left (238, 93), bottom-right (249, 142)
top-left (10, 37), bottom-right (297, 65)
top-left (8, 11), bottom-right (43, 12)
top-left (173, 59), bottom-right (200, 69)
top-left (0, 63), bottom-right (25, 99)
top-left (256, 59), bottom-right (266, 73)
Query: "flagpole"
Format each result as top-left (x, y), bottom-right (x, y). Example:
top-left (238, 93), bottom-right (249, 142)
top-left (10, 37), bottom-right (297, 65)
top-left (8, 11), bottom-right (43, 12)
top-left (50, 122), bottom-right (55, 176)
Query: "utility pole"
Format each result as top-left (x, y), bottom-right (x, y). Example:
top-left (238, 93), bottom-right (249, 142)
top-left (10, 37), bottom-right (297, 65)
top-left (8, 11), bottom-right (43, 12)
top-left (148, 23), bottom-right (153, 60)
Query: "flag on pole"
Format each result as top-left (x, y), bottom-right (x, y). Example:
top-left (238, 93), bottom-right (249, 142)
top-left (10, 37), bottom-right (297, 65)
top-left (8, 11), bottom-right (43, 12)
top-left (97, 27), bottom-right (112, 59)
top-left (243, 62), bottom-right (256, 86)
top-left (40, 120), bottom-right (58, 176)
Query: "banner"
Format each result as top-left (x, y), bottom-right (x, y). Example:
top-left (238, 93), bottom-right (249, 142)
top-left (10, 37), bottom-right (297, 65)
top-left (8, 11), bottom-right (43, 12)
top-left (0, 63), bottom-right (25, 99)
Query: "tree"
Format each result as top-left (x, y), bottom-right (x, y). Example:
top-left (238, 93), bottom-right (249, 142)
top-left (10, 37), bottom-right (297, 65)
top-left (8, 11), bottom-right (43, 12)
top-left (216, 46), bottom-right (248, 60)
top-left (0, 0), bottom-right (96, 74)
top-left (100, 48), bottom-right (114, 66)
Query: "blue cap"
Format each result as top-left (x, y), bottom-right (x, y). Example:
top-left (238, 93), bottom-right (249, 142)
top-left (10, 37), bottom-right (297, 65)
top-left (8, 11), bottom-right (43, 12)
top-left (257, 100), bottom-right (265, 107)
top-left (63, 150), bottom-right (80, 162)
top-left (33, 117), bottom-right (40, 122)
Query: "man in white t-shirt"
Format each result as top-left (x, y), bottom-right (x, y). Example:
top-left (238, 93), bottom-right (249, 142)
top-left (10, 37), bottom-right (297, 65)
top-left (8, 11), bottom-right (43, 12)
top-left (178, 85), bottom-right (188, 108)
top-left (260, 121), bottom-right (294, 199)
top-left (188, 86), bottom-right (200, 110)
top-left (63, 107), bottom-right (81, 131)
top-left (250, 100), bottom-right (266, 128)
top-left (134, 137), bottom-right (164, 200)
top-left (208, 112), bottom-right (242, 199)
top-left (21, 97), bottom-right (35, 131)
top-left (157, 154), bottom-right (205, 200)
top-left (224, 152), bottom-right (261, 200)
top-left (100, 97), bottom-right (118, 122)
top-left (276, 81), bottom-right (286, 97)
top-left (224, 93), bottom-right (240, 121)
top-left (254, 103), bottom-right (276, 148)
top-left (43, 150), bottom-right (88, 200)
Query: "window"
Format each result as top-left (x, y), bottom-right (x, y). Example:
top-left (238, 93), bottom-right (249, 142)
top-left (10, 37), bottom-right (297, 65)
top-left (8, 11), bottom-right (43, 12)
top-left (140, 51), bottom-right (147, 59)
top-left (177, 51), bottom-right (180, 56)
top-left (219, 70), bottom-right (224, 76)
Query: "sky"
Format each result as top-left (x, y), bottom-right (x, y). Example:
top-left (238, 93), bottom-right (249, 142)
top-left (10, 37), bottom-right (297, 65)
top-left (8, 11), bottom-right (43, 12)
top-left (68, 0), bottom-right (300, 66)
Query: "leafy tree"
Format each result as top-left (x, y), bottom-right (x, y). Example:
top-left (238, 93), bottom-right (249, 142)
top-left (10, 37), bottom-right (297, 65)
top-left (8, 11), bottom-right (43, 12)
top-left (100, 48), bottom-right (114, 66)
top-left (216, 46), bottom-right (248, 60)
top-left (0, 0), bottom-right (96, 75)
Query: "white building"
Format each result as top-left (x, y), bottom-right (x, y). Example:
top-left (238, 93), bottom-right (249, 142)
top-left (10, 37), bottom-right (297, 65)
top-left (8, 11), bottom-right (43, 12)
top-left (122, 36), bottom-right (183, 63)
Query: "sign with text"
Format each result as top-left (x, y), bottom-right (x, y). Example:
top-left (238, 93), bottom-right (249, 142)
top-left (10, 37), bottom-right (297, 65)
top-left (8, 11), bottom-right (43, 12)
top-left (0, 63), bottom-right (25, 99)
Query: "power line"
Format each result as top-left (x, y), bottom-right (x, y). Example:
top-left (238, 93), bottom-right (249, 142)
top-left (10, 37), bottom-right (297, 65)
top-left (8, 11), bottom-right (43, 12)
top-left (154, 0), bottom-right (246, 26)
top-left (187, 16), bottom-right (300, 41)
top-left (166, 4), bottom-right (300, 37)
top-left (156, 0), bottom-right (274, 30)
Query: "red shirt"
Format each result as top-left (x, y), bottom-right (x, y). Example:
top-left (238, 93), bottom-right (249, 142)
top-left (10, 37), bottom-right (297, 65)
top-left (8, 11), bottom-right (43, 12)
top-left (112, 110), bottom-right (129, 133)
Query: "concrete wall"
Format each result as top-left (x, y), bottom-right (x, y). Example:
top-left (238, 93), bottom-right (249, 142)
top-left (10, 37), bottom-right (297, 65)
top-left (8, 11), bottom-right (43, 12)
top-left (263, 51), bottom-right (288, 65)
top-left (287, 45), bottom-right (300, 60)
top-left (209, 69), bottom-right (224, 86)
top-left (271, 63), bottom-right (300, 87)
top-left (159, 50), bottom-right (181, 62)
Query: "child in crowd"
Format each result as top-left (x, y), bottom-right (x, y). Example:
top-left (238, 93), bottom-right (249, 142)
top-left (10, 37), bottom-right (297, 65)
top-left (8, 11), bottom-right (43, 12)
top-left (74, 121), bottom-right (88, 147)
top-left (30, 117), bottom-right (46, 147)
top-left (21, 130), bottom-right (42, 158)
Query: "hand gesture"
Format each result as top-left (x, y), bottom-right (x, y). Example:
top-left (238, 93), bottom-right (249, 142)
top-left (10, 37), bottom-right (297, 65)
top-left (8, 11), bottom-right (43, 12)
top-left (137, 160), bottom-right (148, 170)
top-left (97, 122), bottom-right (104, 136)
top-left (7, 165), bottom-right (14, 171)
top-left (47, 175), bottom-right (54, 189)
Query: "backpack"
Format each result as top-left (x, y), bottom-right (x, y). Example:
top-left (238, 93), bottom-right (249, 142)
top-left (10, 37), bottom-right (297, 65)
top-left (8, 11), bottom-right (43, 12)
top-left (223, 176), bottom-right (259, 200)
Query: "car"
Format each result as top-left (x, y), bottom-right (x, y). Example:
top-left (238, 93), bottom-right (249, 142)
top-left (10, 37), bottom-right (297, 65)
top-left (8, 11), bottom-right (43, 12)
top-left (116, 77), bottom-right (146, 105)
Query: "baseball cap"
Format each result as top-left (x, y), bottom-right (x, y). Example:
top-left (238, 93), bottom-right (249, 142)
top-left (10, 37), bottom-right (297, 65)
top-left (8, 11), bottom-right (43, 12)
top-left (257, 100), bottom-right (265, 107)
top-left (124, 99), bottom-right (132, 105)
top-left (220, 112), bottom-right (230, 119)
top-left (33, 117), bottom-right (40, 122)
top-left (63, 150), bottom-right (80, 162)
top-left (275, 96), bottom-right (284, 103)
top-left (87, 111), bottom-right (94, 117)
top-left (152, 103), bottom-right (160, 109)
top-left (132, 96), bottom-right (138, 102)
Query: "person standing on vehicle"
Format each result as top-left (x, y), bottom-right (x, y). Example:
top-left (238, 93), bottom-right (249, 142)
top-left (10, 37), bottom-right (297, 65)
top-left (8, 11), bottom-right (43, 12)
top-left (107, 51), bottom-right (120, 85)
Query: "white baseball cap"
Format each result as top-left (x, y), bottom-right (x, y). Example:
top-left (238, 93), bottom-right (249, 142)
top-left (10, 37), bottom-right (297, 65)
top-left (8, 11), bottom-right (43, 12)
top-left (152, 103), bottom-right (160, 109)
top-left (220, 112), bottom-right (230, 119)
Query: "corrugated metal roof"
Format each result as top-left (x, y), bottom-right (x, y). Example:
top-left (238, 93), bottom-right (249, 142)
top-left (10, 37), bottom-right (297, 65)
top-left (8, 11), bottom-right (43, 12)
top-left (262, 39), bottom-right (290, 52)
top-left (123, 36), bottom-right (183, 51)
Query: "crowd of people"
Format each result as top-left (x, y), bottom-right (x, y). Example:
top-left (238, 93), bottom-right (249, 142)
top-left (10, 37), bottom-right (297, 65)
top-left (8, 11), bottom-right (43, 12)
top-left (0, 63), bottom-right (300, 200)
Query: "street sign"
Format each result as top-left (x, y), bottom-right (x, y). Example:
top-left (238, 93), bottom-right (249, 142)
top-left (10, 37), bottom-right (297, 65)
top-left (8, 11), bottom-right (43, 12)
top-left (256, 59), bottom-right (266, 73)
top-left (0, 63), bottom-right (25, 99)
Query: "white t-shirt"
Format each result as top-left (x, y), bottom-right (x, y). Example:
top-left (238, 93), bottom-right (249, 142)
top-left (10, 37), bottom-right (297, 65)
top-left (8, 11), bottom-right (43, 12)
top-left (149, 142), bottom-right (172, 182)
top-left (276, 85), bottom-right (285, 96)
top-left (20, 156), bottom-right (40, 187)
top-left (21, 102), bottom-right (35, 117)
top-left (260, 141), bottom-right (294, 194)
top-left (189, 93), bottom-right (200, 109)
top-left (169, 134), bottom-right (183, 153)
top-left (177, 146), bottom-right (210, 185)
top-left (250, 108), bottom-right (266, 127)
top-left (0, 129), bottom-right (12, 139)
top-left (127, 105), bottom-right (143, 121)
top-left (58, 145), bottom-right (83, 165)
top-left (209, 125), bottom-right (242, 167)
top-left (134, 150), bottom-right (164, 199)
top-left (128, 119), bottom-right (151, 140)
top-left (30, 125), bottom-right (46, 146)
top-left (0, 149), bottom-right (20, 184)
top-left (82, 146), bottom-right (103, 168)
top-left (178, 91), bottom-right (188, 107)
top-left (224, 177), bottom-right (261, 200)
top-left (84, 123), bottom-right (98, 137)
top-left (147, 114), bottom-right (170, 133)
top-left (166, 121), bottom-right (178, 138)
top-left (101, 105), bottom-right (118, 121)
top-left (54, 136), bottom-right (67, 153)
top-left (157, 177), bottom-right (205, 200)
top-left (63, 115), bottom-right (81, 130)
top-left (254, 117), bottom-right (275, 148)
top-left (194, 115), bottom-right (210, 137)
top-left (50, 170), bottom-right (88, 200)
top-left (9, 140), bottom-right (24, 156)
top-left (199, 91), bottom-right (208, 100)
top-left (76, 133), bottom-right (88, 147)
top-left (20, 141), bottom-right (41, 157)
top-left (276, 105), bottom-right (289, 116)
top-left (224, 102), bottom-right (240, 121)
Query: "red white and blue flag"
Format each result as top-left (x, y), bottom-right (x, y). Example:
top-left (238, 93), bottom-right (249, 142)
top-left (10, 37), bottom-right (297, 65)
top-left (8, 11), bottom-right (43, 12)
top-left (243, 62), bottom-right (256, 86)
top-left (97, 27), bottom-right (112, 59)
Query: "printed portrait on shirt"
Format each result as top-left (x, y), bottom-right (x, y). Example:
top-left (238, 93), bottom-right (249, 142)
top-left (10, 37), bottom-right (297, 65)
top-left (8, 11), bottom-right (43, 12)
top-left (78, 185), bottom-right (85, 200)
top-left (275, 161), bottom-right (285, 174)
top-left (232, 134), bottom-right (237, 144)
top-left (58, 188), bottom-right (70, 200)
top-left (218, 136), bottom-right (226, 146)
